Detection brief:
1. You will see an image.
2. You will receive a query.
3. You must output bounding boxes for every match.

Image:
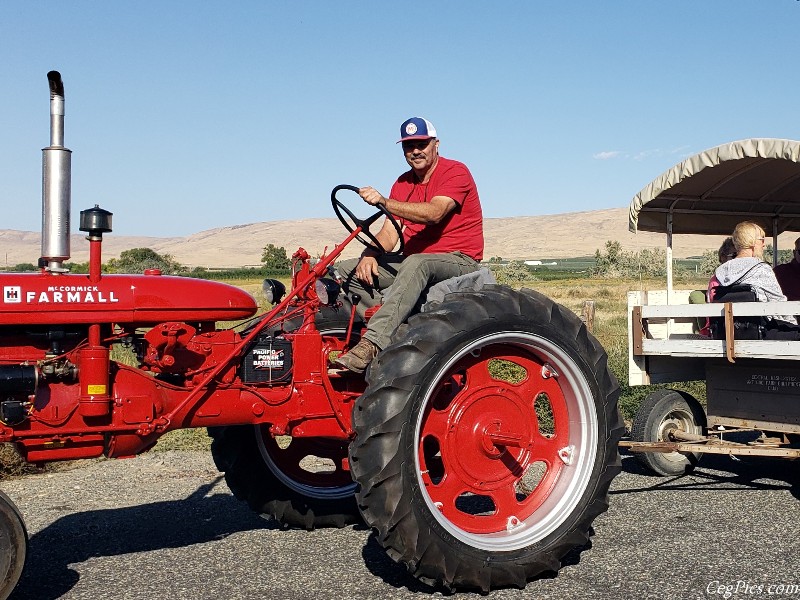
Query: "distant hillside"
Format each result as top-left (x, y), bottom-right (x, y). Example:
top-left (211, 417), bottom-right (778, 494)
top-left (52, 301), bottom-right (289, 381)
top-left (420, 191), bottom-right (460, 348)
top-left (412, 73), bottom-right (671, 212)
top-left (2, 207), bottom-right (788, 269)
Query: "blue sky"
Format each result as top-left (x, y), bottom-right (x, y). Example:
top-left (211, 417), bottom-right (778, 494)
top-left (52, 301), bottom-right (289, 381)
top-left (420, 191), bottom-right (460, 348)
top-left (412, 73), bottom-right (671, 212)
top-left (1, 1), bottom-right (798, 237)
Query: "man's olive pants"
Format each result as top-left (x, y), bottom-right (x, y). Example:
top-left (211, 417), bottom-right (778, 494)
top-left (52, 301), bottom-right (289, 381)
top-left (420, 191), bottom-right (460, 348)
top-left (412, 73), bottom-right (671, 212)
top-left (337, 251), bottom-right (480, 350)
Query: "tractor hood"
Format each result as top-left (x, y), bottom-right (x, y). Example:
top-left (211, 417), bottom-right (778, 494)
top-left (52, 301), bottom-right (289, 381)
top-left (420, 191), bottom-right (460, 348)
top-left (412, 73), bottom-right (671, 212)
top-left (0, 272), bottom-right (258, 325)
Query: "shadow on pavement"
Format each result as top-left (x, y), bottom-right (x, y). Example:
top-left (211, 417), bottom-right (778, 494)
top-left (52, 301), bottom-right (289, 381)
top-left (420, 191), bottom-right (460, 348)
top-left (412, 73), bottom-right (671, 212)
top-left (360, 533), bottom-right (437, 594)
top-left (617, 452), bottom-right (800, 498)
top-left (10, 477), bottom-right (270, 600)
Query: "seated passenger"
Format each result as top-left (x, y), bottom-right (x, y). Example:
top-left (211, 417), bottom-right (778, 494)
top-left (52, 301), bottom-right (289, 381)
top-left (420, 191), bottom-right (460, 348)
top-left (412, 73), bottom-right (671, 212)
top-left (707, 237), bottom-right (736, 302)
top-left (714, 221), bottom-right (796, 327)
top-left (773, 235), bottom-right (800, 301)
top-left (690, 237), bottom-right (736, 336)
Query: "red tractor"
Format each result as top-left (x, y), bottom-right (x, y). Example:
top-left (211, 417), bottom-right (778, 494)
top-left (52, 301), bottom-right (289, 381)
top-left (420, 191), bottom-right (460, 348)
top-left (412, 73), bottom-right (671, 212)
top-left (0, 72), bottom-right (622, 596)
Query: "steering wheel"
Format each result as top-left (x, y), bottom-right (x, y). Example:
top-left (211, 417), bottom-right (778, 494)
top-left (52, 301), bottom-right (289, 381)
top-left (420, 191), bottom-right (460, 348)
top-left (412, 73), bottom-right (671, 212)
top-left (331, 184), bottom-right (404, 255)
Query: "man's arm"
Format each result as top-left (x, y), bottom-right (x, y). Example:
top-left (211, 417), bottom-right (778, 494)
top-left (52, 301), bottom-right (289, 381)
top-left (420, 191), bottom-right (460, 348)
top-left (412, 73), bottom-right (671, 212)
top-left (353, 218), bottom-right (400, 284)
top-left (364, 219), bottom-right (400, 255)
top-left (359, 186), bottom-right (456, 225)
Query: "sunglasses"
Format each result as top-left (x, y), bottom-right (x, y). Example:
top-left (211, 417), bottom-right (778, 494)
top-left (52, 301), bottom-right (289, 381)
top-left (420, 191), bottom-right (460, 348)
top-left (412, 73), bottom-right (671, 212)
top-left (401, 139), bottom-right (433, 151)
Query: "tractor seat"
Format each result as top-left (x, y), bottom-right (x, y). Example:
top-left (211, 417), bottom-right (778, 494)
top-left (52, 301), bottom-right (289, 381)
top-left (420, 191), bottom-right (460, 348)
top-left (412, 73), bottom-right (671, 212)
top-left (420, 268), bottom-right (497, 311)
top-left (379, 268), bottom-right (497, 314)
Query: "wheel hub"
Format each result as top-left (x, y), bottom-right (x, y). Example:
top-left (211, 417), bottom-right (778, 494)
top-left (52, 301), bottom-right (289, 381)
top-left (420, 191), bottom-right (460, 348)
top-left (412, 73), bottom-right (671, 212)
top-left (446, 387), bottom-right (534, 490)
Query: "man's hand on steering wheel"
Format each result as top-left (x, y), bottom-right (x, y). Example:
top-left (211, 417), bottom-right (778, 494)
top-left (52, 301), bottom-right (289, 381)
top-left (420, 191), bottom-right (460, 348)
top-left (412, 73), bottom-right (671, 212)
top-left (358, 186), bottom-right (388, 208)
top-left (331, 185), bottom-right (404, 256)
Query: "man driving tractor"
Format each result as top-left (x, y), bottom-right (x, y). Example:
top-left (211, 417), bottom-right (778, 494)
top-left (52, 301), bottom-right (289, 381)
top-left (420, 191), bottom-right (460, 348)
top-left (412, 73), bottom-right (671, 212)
top-left (335, 117), bottom-right (484, 373)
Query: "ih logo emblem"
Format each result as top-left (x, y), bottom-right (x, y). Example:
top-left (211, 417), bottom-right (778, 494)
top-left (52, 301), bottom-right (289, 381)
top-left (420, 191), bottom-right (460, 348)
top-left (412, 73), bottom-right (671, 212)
top-left (3, 286), bottom-right (22, 303)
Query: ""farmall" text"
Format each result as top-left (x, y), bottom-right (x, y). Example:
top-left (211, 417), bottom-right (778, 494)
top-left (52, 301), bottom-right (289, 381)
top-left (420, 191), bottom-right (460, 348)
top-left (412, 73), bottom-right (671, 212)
top-left (28, 285), bottom-right (120, 303)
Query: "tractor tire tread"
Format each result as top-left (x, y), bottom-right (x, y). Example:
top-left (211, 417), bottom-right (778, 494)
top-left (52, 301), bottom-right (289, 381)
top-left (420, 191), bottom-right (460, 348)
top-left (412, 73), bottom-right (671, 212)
top-left (350, 285), bottom-right (623, 591)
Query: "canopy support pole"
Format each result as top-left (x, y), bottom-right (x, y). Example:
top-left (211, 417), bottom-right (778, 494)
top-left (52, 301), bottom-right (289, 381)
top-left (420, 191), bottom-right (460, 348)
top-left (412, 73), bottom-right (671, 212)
top-left (666, 212), bottom-right (674, 303)
top-left (665, 212), bottom-right (675, 339)
top-left (772, 217), bottom-right (779, 267)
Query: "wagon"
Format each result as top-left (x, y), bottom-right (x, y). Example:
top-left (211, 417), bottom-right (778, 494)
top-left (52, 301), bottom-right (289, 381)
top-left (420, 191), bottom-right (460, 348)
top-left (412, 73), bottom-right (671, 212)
top-left (623, 138), bottom-right (800, 475)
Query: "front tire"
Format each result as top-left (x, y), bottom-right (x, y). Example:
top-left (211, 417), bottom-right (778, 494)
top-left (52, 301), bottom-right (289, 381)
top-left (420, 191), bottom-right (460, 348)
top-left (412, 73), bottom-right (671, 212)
top-left (350, 286), bottom-right (623, 591)
top-left (0, 490), bottom-right (27, 600)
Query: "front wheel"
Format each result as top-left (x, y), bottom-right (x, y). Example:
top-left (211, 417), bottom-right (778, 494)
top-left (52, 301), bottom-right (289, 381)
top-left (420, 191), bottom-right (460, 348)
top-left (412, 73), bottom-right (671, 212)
top-left (350, 286), bottom-right (623, 591)
top-left (0, 490), bottom-right (27, 600)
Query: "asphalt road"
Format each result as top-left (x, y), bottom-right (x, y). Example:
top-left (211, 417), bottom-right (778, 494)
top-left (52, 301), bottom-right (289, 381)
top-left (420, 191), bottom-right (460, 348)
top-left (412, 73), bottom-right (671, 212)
top-left (2, 449), bottom-right (799, 600)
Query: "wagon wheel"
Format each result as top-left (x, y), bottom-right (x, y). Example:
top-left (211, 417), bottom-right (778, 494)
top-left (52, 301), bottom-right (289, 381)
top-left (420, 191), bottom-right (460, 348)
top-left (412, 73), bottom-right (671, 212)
top-left (350, 285), bottom-right (623, 591)
top-left (0, 490), bottom-right (27, 600)
top-left (631, 389), bottom-right (707, 476)
top-left (258, 433), bottom-right (354, 494)
top-left (210, 425), bottom-right (358, 529)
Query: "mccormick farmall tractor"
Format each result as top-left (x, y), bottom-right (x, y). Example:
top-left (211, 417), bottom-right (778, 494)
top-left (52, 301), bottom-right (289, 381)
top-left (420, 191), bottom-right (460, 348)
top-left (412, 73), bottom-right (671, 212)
top-left (0, 72), bottom-right (622, 596)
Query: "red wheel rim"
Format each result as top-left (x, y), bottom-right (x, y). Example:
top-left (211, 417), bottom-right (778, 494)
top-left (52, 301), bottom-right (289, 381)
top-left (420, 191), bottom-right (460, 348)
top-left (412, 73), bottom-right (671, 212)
top-left (415, 335), bottom-right (594, 541)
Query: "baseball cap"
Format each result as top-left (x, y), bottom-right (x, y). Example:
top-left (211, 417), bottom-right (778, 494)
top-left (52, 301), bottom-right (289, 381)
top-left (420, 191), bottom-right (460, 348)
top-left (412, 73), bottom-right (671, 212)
top-left (398, 117), bottom-right (437, 143)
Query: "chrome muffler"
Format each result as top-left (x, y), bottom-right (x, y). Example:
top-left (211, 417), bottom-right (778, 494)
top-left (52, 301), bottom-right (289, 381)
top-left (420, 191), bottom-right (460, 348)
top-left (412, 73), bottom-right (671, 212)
top-left (41, 70), bottom-right (71, 272)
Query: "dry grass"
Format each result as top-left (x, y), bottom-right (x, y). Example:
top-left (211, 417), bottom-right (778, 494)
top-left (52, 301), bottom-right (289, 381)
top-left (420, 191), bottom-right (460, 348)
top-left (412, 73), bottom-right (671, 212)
top-left (154, 428), bottom-right (213, 452)
top-left (530, 276), bottom-right (708, 421)
top-left (0, 443), bottom-right (40, 478)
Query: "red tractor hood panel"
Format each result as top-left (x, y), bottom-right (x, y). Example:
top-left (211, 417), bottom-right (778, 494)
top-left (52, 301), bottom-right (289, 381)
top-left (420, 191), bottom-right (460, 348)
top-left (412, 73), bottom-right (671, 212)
top-left (0, 273), bottom-right (258, 325)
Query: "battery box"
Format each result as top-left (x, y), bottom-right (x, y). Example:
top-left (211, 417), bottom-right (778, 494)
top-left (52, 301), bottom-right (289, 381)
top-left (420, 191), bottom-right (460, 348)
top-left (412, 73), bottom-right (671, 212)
top-left (241, 334), bottom-right (293, 384)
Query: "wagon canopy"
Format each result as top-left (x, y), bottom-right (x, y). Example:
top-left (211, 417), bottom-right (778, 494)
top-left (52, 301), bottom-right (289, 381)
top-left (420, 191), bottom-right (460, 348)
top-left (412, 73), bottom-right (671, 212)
top-left (629, 138), bottom-right (800, 236)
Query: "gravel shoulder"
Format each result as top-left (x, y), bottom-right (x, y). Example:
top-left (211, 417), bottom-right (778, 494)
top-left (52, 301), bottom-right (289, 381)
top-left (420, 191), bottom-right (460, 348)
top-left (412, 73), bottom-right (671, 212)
top-left (2, 450), bottom-right (799, 600)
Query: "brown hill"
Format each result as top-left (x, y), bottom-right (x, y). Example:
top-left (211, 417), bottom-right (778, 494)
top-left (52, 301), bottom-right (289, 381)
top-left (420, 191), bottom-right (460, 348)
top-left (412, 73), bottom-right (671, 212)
top-left (1, 208), bottom-right (791, 269)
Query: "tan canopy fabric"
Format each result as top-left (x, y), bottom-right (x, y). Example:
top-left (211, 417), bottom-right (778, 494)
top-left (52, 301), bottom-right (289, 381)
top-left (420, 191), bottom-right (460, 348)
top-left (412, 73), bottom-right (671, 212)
top-left (629, 138), bottom-right (800, 235)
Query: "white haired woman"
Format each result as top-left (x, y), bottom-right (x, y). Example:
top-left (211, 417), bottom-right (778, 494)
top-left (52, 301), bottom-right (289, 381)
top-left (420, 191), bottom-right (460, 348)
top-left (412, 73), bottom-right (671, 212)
top-left (714, 221), bottom-right (797, 329)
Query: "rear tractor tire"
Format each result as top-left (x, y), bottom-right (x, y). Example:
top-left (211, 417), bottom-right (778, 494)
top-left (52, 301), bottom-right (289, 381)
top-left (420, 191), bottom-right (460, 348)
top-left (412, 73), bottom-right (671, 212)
top-left (0, 490), bottom-right (27, 600)
top-left (349, 285), bottom-right (623, 591)
top-left (631, 389), bottom-right (706, 476)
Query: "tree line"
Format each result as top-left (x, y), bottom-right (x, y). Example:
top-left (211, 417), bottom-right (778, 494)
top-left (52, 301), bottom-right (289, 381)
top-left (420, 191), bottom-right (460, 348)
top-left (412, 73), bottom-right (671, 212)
top-left (7, 244), bottom-right (293, 279)
top-left (591, 240), bottom-right (793, 279)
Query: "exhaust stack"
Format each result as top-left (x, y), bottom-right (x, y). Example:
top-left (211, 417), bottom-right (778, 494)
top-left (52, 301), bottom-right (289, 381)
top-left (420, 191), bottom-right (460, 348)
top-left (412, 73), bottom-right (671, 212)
top-left (41, 70), bottom-right (71, 272)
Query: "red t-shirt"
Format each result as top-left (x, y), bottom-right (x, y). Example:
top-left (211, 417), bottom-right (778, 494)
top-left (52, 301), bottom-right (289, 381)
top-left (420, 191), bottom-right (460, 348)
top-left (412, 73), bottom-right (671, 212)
top-left (388, 157), bottom-right (484, 261)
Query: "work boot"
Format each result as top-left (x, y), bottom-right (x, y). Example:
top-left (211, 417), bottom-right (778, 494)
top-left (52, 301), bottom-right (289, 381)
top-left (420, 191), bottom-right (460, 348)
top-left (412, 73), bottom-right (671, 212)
top-left (335, 338), bottom-right (380, 374)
